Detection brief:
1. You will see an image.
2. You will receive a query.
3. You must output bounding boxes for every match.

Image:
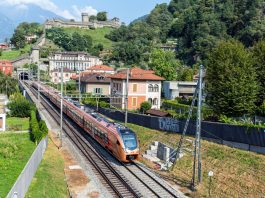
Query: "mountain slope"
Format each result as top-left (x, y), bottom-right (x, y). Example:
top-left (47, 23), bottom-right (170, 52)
top-left (0, 13), bottom-right (15, 42)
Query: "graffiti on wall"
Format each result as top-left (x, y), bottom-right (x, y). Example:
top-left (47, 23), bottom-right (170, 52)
top-left (158, 118), bottom-right (180, 132)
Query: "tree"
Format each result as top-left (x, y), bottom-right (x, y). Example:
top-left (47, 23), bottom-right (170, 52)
top-left (149, 49), bottom-right (181, 81)
top-left (89, 15), bottom-right (97, 22)
top-left (8, 92), bottom-right (31, 117)
top-left (206, 40), bottom-right (258, 117)
top-left (10, 29), bottom-right (26, 49)
top-left (252, 40), bottom-right (265, 106)
top-left (140, 101), bottom-right (152, 113)
top-left (97, 12), bottom-right (107, 21)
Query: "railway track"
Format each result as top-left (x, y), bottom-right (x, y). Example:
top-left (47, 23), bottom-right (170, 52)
top-left (24, 81), bottom-right (140, 198)
top-left (23, 81), bottom-right (183, 198)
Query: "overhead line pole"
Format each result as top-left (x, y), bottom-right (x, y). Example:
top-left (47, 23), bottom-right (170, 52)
top-left (125, 68), bottom-right (129, 126)
top-left (192, 64), bottom-right (203, 189)
top-left (59, 64), bottom-right (63, 148)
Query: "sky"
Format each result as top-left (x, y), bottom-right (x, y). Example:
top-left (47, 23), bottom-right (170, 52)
top-left (0, 0), bottom-right (171, 24)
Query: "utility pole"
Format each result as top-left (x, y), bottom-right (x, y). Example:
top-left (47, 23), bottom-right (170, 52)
top-left (37, 62), bottom-right (40, 106)
top-left (124, 68), bottom-right (129, 126)
top-left (192, 65), bottom-right (203, 189)
top-left (59, 64), bottom-right (63, 148)
top-left (78, 61), bottom-right (81, 103)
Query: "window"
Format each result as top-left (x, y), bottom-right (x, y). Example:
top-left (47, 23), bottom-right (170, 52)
top-left (132, 97), bottom-right (137, 107)
top-left (148, 98), bottom-right (152, 104)
top-left (94, 88), bottom-right (102, 94)
top-left (154, 84), bottom-right (159, 92)
top-left (133, 84), bottom-right (137, 92)
top-left (65, 74), bottom-right (69, 77)
top-left (153, 98), bottom-right (158, 105)
top-left (148, 84), bottom-right (153, 92)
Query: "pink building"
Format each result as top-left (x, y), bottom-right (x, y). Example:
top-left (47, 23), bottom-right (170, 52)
top-left (110, 67), bottom-right (164, 110)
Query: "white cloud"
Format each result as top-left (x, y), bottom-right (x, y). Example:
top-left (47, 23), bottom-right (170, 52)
top-left (0, 0), bottom-right (97, 20)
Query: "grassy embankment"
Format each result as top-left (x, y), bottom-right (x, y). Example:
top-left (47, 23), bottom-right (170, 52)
top-left (6, 117), bottom-right (30, 131)
top-left (26, 138), bottom-right (69, 198)
top-left (64, 27), bottom-right (114, 49)
top-left (0, 44), bottom-right (32, 60)
top-left (0, 133), bottom-right (36, 197)
top-left (127, 123), bottom-right (265, 197)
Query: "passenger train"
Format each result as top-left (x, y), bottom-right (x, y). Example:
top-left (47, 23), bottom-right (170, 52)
top-left (32, 81), bottom-right (140, 162)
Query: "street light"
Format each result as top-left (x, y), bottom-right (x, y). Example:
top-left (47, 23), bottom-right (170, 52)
top-left (208, 171), bottom-right (214, 197)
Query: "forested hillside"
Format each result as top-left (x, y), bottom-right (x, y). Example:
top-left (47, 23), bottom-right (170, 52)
top-left (107, 0), bottom-right (265, 65)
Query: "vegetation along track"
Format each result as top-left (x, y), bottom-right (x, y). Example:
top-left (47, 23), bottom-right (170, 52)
top-left (25, 81), bottom-right (181, 198)
top-left (25, 81), bottom-right (140, 198)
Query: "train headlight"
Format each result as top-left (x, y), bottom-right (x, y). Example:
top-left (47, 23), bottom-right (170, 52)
top-left (125, 148), bottom-right (130, 153)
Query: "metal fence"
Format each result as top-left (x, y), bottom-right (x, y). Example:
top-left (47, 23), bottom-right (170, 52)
top-left (7, 136), bottom-right (48, 198)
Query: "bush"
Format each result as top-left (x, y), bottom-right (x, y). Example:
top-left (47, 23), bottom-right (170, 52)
top-left (30, 111), bottom-right (48, 144)
top-left (39, 120), bottom-right (48, 138)
top-left (140, 101), bottom-right (152, 113)
top-left (8, 92), bottom-right (31, 117)
top-left (30, 110), bottom-right (41, 144)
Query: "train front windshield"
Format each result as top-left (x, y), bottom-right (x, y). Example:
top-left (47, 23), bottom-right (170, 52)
top-left (121, 130), bottom-right (137, 150)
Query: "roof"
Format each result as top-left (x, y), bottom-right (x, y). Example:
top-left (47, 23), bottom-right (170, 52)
top-left (110, 67), bottom-right (164, 81)
top-left (146, 109), bottom-right (169, 117)
top-left (0, 60), bottom-right (12, 67)
top-left (80, 73), bottom-right (111, 84)
top-left (51, 68), bottom-right (75, 73)
top-left (87, 65), bottom-right (114, 71)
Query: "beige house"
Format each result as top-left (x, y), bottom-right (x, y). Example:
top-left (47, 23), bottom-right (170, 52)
top-left (80, 73), bottom-right (111, 95)
top-left (50, 68), bottom-right (76, 84)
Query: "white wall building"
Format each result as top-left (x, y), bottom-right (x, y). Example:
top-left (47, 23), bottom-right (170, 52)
top-left (163, 81), bottom-right (197, 99)
top-left (49, 52), bottom-right (103, 73)
top-left (50, 68), bottom-right (76, 84)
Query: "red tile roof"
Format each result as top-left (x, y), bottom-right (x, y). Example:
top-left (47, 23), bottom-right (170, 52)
top-left (0, 60), bottom-right (12, 67)
top-left (110, 67), bottom-right (164, 81)
top-left (87, 65), bottom-right (114, 71)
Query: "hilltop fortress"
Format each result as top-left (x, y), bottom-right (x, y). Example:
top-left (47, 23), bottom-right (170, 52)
top-left (45, 13), bottom-right (121, 29)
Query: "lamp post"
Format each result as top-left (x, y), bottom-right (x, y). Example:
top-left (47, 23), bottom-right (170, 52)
top-left (208, 171), bottom-right (214, 197)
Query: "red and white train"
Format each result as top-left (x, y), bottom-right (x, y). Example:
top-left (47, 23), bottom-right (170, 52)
top-left (32, 82), bottom-right (140, 162)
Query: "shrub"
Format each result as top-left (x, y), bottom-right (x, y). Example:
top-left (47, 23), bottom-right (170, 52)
top-left (140, 101), bottom-right (152, 113)
top-left (8, 92), bottom-right (31, 117)
top-left (39, 120), bottom-right (48, 138)
top-left (30, 110), bottom-right (40, 144)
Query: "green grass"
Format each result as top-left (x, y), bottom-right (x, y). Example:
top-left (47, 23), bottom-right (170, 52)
top-left (0, 133), bottom-right (36, 197)
top-left (26, 139), bottom-right (69, 198)
top-left (0, 45), bottom-right (32, 60)
top-left (6, 117), bottom-right (30, 131)
top-left (126, 123), bottom-right (265, 197)
top-left (64, 27), bottom-right (114, 49)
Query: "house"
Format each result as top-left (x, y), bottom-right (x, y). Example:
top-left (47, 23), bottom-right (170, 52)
top-left (163, 81), bottom-right (197, 99)
top-left (110, 67), bottom-right (164, 110)
top-left (0, 43), bottom-right (9, 50)
top-left (49, 52), bottom-right (103, 72)
top-left (83, 65), bottom-right (115, 74)
top-left (0, 60), bottom-right (13, 75)
top-left (25, 34), bottom-right (38, 43)
top-left (80, 73), bottom-right (111, 95)
top-left (50, 68), bottom-right (76, 84)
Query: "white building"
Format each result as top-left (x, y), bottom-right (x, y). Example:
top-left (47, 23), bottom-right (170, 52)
top-left (49, 52), bottom-right (103, 73)
top-left (163, 81), bottom-right (197, 99)
top-left (0, 95), bottom-right (8, 132)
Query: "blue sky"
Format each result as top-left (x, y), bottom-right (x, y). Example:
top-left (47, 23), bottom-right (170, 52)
top-left (0, 0), bottom-right (171, 24)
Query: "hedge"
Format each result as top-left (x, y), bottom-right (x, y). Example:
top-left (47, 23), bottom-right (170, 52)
top-left (30, 111), bottom-right (48, 144)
